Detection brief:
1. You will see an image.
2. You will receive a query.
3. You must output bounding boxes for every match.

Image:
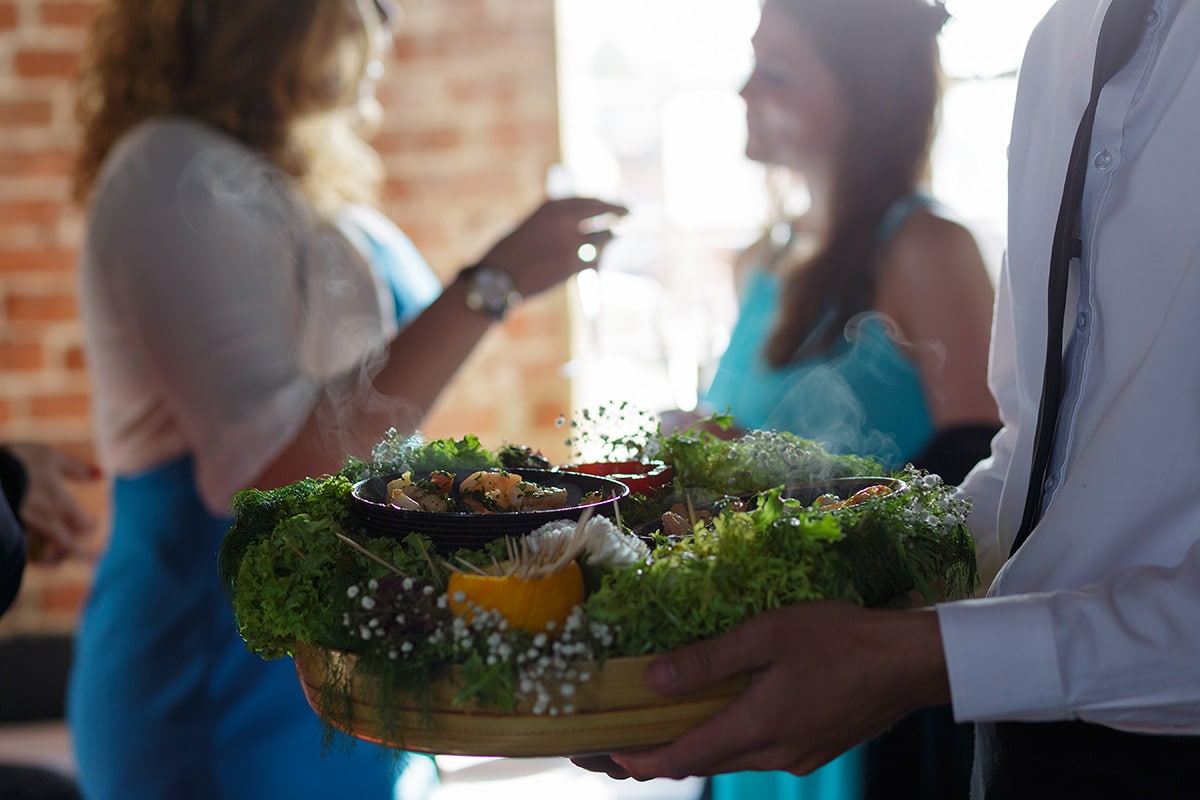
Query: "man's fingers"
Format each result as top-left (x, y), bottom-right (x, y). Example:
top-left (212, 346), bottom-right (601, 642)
top-left (614, 675), bottom-right (776, 778)
top-left (644, 614), bottom-right (775, 697)
top-left (568, 755), bottom-right (632, 780)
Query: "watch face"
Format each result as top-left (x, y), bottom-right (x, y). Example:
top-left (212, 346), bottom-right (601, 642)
top-left (466, 265), bottom-right (521, 319)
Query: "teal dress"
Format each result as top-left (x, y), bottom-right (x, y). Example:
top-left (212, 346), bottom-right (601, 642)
top-left (704, 199), bottom-right (935, 800)
top-left (67, 213), bottom-right (440, 800)
top-left (705, 271), bottom-right (933, 468)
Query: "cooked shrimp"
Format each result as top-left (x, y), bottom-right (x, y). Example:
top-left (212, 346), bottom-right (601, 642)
top-left (819, 484), bottom-right (893, 510)
top-left (458, 470), bottom-right (525, 512)
top-left (405, 485), bottom-right (448, 512)
top-left (513, 481), bottom-right (569, 511)
top-left (387, 488), bottom-right (422, 511)
top-left (661, 511), bottom-right (693, 537)
top-left (427, 469), bottom-right (455, 494)
top-left (387, 469), bottom-right (456, 512)
top-left (386, 472), bottom-right (416, 507)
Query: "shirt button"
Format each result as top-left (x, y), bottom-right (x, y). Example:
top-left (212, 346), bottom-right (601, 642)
top-left (1044, 475), bottom-right (1056, 492)
top-left (1093, 149), bottom-right (1113, 170)
top-left (1077, 310), bottom-right (1089, 330)
top-left (1145, 9), bottom-right (1160, 26)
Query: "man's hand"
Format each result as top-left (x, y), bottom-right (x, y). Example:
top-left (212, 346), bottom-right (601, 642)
top-left (573, 601), bottom-right (951, 780)
top-left (4, 442), bottom-right (101, 563)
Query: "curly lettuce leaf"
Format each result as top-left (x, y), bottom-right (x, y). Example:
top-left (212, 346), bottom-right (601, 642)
top-left (583, 490), bottom-right (858, 654)
top-left (654, 424), bottom-right (883, 495)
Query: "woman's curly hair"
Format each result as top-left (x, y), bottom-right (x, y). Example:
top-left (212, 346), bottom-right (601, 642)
top-left (73, 0), bottom-right (387, 213)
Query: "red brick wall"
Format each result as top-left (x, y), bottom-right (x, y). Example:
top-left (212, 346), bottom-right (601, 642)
top-left (0, 0), bottom-right (568, 633)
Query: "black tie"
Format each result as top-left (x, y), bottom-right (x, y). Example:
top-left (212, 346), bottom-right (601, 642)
top-left (1010, 0), bottom-right (1153, 559)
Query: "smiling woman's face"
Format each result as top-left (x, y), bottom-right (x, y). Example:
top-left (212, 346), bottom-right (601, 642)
top-left (740, 1), bottom-right (847, 174)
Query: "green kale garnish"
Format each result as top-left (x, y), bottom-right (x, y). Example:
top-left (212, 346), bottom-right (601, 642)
top-left (652, 423), bottom-right (883, 495)
top-left (583, 489), bottom-right (857, 654)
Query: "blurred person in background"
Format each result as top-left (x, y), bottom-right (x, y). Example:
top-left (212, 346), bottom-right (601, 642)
top-left (0, 442), bottom-right (98, 615)
top-left (0, 442), bottom-right (97, 800)
top-left (67, 1), bottom-right (624, 798)
top-left (581, 0), bottom-right (1200, 796)
top-left (662, 0), bottom-right (998, 798)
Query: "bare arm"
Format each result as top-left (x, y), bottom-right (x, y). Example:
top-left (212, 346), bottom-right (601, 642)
top-left (254, 197), bottom-right (626, 491)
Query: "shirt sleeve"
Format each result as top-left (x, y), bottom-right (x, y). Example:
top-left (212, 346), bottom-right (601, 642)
top-left (938, 539), bottom-right (1200, 734)
top-left (941, 258), bottom-right (1200, 733)
top-left (97, 135), bottom-right (387, 515)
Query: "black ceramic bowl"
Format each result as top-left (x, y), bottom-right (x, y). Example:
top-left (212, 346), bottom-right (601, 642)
top-left (350, 468), bottom-right (630, 553)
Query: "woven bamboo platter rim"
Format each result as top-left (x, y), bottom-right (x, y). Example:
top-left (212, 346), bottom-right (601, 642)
top-left (293, 642), bottom-right (747, 757)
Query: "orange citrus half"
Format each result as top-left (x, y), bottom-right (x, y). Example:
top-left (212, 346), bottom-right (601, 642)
top-left (447, 560), bottom-right (585, 632)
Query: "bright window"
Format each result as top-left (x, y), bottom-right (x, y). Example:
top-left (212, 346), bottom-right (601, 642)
top-left (556, 0), bottom-right (1056, 420)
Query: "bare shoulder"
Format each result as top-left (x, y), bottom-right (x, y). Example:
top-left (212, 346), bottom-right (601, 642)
top-left (875, 207), bottom-right (994, 316)
top-left (874, 206), bottom-right (999, 427)
top-left (884, 210), bottom-right (989, 288)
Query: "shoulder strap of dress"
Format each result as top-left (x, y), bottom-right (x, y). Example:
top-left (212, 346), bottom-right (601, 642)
top-left (874, 193), bottom-right (935, 247)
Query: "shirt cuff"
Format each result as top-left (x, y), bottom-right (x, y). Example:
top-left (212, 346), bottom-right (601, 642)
top-left (937, 593), bottom-right (1070, 722)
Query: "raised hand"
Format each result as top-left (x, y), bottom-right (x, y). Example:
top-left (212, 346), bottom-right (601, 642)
top-left (476, 197), bottom-right (628, 297)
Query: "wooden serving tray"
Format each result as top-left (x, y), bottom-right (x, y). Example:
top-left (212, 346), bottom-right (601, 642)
top-left (293, 643), bottom-right (746, 757)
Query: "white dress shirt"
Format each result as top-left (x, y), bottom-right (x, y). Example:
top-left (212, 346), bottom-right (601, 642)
top-left (937, 0), bottom-right (1200, 734)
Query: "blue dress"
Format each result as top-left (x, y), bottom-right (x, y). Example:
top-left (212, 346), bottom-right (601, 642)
top-left (704, 199), bottom-right (935, 800)
top-left (67, 211), bottom-right (440, 800)
top-left (704, 272), bottom-right (934, 469)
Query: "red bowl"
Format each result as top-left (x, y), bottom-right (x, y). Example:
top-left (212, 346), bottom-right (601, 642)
top-left (563, 460), bottom-right (673, 496)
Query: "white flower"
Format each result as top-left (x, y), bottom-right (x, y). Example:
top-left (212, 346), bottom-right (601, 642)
top-left (525, 515), bottom-right (649, 569)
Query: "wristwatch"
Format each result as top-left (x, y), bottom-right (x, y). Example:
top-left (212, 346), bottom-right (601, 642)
top-left (460, 264), bottom-right (522, 320)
